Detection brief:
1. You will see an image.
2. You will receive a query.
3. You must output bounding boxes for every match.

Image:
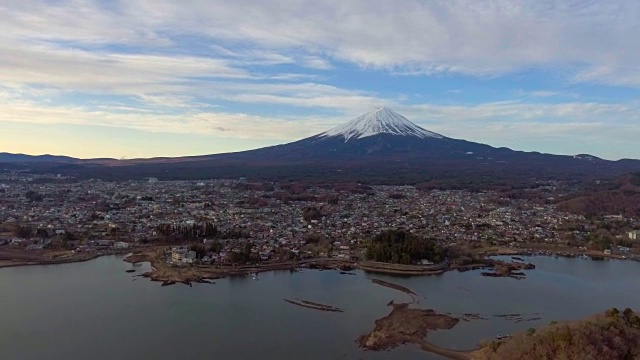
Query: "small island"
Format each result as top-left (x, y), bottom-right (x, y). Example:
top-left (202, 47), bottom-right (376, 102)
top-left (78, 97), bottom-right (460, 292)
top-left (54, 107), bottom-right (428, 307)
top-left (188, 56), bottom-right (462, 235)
top-left (357, 302), bottom-right (468, 359)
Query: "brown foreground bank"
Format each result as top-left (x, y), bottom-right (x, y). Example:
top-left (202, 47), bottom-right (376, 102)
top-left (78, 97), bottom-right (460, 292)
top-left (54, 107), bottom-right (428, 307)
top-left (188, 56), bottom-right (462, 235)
top-left (471, 308), bottom-right (640, 360)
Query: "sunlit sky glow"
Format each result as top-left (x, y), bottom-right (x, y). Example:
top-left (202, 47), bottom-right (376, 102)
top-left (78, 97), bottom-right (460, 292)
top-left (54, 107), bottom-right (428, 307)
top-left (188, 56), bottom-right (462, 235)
top-left (1, 1), bottom-right (639, 160)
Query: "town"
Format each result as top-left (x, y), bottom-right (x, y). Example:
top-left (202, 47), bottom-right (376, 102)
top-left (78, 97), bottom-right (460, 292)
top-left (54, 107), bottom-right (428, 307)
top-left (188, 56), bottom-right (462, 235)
top-left (1, 172), bottom-right (639, 271)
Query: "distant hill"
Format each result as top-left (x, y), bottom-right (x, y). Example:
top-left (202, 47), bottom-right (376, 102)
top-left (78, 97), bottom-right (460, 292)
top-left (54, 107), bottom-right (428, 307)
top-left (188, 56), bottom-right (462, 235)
top-left (0, 152), bottom-right (79, 163)
top-left (557, 172), bottom-right (640, 217)
top-left (473, 308), bottom-right (640, 360)
top-left (2, 108), bottom-right (640, 185)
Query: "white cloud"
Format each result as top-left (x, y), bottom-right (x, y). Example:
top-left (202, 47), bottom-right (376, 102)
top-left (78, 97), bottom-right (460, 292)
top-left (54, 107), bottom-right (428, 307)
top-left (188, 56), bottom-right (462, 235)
top-left (301, 56), bottom-right (333, 70)
top-left (573, 65), bottom-right (640, 88)
top-left (0, 41), bottom-right (249, 91)
top-left (3, 1), bottom-right (640, 84)
top-left (0, 95), bottom-right (335, 140)
top-left (403, 101), bottom-right (640, 125)
top-left (515, 90), bottom-right (580, 99)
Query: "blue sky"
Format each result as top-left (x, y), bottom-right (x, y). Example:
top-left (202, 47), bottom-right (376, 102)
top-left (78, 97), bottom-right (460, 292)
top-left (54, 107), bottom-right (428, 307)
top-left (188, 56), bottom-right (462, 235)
top-left (1, 0), bottom-right (639, 160)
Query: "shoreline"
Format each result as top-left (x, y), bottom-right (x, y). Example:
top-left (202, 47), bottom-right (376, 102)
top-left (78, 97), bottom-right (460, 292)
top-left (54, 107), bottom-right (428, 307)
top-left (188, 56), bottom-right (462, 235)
top-left (2, 245), bottom-right (636, 283)
top-left (0, 253), bottom-right (100, 269)
top-left (479, 246), bottom-right (639, 262)
top-left (121, 248), bottom-right (457, 286)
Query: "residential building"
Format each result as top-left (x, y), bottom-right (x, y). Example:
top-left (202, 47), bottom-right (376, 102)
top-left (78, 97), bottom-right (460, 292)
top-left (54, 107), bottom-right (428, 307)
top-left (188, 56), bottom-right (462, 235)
top-left (114, 241), bottom-right (130, 249)
top-left (171, 247), bottom-right (189, 263)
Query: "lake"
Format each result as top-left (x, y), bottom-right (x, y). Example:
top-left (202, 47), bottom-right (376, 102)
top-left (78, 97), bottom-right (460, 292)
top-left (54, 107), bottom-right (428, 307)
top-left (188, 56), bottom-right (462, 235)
top-left (1, 256), bottom-right (640, 360)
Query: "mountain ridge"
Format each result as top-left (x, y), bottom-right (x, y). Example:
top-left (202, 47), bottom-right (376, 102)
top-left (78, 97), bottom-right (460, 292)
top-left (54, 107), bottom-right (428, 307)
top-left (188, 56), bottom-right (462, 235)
top-left (1, 108), bottom-right (640, 185)
top-left (0, 152), bottom-right (80, 163)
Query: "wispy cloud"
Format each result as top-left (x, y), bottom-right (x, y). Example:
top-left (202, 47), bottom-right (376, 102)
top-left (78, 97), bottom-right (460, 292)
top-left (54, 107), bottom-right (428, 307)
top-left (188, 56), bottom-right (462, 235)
top-left (0, 95), bottom-right (335, 140)
top-left (4, 1), bottom-right (640, 83)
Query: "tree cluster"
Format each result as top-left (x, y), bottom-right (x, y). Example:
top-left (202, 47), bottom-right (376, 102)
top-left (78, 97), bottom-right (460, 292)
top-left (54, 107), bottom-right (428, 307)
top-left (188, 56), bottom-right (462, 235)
top-left (12, 225), bottom-right (33, 238)
top-left (25, 190), bottom-right (44, 202)
top-left (387, 192), bottom-right (406, 199)
top-left (228, 242), bottom-right (255, 264)
top-left (318, 193), bottom-right (339, 205)
top-left (206, 240), bottom-right (224, 253)
top-left (189, 244), bottom-right (206, 259)
top-left (365, 229), bottom-right (446, 265)
top-left (244, 196), bottom-right (269, 207)
top-left (155, 222), bottom-right (218, 241)
top-left (221, 227), bottom-right (248, 239)
top-left (302, 207), bottom-right (323, 222)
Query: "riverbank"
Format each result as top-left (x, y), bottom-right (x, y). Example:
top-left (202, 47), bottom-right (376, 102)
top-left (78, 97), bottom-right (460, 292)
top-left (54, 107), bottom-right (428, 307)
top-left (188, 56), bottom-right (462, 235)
top-left (6, 242), bottom-right (633, 290)
top-left (5, 241), bottom-right (637, 282)
top-left (477, 244), bottom-right (640, 262)
top-left (0, 250), bottom-right (100, 269)
top-left (123, 248), bottom-right (357, 285)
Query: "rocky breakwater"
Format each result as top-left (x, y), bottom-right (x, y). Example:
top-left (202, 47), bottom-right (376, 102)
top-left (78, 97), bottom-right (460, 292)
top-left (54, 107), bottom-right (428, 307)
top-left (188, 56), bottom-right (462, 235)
top-left (358, 260), bottom-right (447, 276)
top-left (283, 298), bottom-right (345, 313)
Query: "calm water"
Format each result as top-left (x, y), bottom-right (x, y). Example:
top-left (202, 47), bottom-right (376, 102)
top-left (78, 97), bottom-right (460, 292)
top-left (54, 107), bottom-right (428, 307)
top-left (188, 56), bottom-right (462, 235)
top-left (1, 256), bottom-right (640, 360)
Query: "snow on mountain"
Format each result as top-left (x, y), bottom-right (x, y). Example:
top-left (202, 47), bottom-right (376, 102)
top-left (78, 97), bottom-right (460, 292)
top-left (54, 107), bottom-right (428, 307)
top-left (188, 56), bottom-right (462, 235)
top-left (319, 107), bottom-right (443, 141)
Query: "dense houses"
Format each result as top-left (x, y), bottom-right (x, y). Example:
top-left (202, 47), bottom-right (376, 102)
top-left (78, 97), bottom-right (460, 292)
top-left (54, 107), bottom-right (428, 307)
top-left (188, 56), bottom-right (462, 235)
top-left (1, 175), bottom-right (638, 263)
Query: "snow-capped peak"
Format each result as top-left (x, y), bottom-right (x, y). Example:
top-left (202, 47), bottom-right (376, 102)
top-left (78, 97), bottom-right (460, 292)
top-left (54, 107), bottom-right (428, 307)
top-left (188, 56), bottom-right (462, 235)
top-left (319, 107), bottom-right (443, 141)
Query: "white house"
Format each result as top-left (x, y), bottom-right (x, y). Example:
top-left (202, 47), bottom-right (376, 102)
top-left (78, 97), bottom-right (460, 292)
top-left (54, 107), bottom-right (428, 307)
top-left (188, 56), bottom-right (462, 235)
top-left (182, 251), bottom-right (197, 264)
top-left (629, 230), bottom-right (640, 240)
top-left (114, 241), bottom-right (130, 249)
top-left (617, 246), bottom-right (631, 253)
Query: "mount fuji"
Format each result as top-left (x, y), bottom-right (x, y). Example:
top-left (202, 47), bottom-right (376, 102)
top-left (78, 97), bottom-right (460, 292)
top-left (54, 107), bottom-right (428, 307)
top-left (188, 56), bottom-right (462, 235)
top-left (319, 107), bottom-right (443, 141)
top-left (2, 107), bottom-right (640, 184)
top-left (245, 107), bottom-right (497, 159)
